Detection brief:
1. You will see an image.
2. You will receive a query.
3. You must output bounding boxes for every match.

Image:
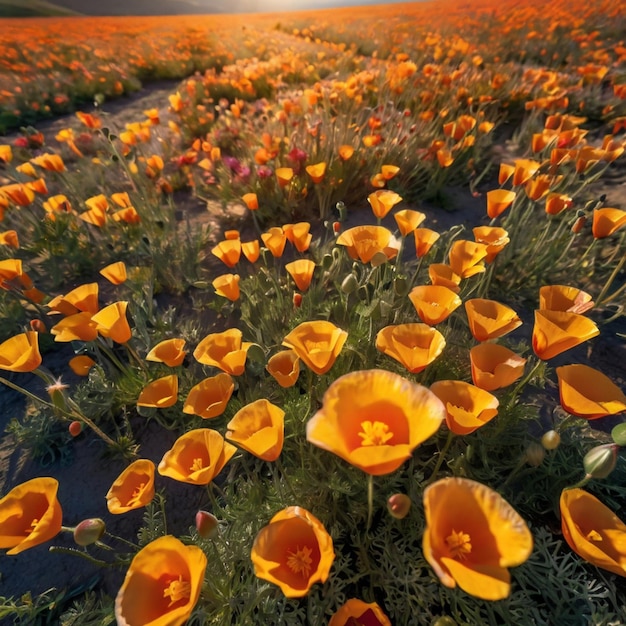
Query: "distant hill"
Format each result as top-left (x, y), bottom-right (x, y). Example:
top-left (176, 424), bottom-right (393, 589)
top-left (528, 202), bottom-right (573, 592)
top-left (27, 0), bottom-right (230, 16)
top-left (0, 0), bottom-right (82, 17)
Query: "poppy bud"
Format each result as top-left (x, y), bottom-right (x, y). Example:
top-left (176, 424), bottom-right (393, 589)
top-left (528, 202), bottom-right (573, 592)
top-left (341, 274), bottom-right (358, 294)
top-left (583, 443), bottom-right (619, 479)
top-left (293, 293), bottom-right (303, 308)
top-left (541, 430), bottom-right (561, 450)
top-left (525, 441), bottom-right (545, 467)
top-left (73, 518), bottom-right (106, 546)
top-left (571, 214), bottom-right (587, 234)
top-left (195, 510), bottom-right (219, 538)
top-left (69, 421), bottom-right (83, 437)
top-left (29, 319), bottom-right (47, 333)
top-left (336, 200), bottom-right (347, 221)
top-left (387, 493), bottom-right (411, 519)
top-left (370, 251), bottom-right (389, 267)
top-left (333, 221), bottom-right (341, 234)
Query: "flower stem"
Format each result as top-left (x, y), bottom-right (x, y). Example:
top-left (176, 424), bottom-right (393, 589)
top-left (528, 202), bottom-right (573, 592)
top-left (428, 430), bottom-right (454, 482)
top-left (366, 474), bottom-right (374, 532)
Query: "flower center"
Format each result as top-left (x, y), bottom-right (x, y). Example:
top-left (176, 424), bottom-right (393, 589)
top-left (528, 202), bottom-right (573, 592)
top-left (190, 458), bottom-right (204, 472)
top-left (163, 575), bottom-right (191, 607)
top-left (286, 545), bottom-right (313, 577)
top-left (358, 420), bottom-right (393, 446)
top-left (127, 482), bottom-right (145, 506)
top-left (446, 529), bottom-right (472, 560)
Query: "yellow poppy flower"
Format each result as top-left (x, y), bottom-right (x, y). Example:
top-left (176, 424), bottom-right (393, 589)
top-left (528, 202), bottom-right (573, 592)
top-left (282, 321), bottom-right (347, 375)
top-left (376, 323), bottom-right (445, 374)
top-left (106, 459), bottom-right (155, 514)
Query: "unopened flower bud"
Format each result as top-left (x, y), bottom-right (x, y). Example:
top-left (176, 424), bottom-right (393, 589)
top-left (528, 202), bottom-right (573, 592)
top-left (387, 494), bottom-right (411, 519)
top-left (333, 221), bottom-right (341, 234)
top-left (73, 518), bottom-right (106, 546)
top-left (293, 292), bottom-right (302, 308)
top-left (69, 421), bottom-right (83, 437)
top-left (583, 443), bottom-right (618, 479)
top-left (571, 215), bottom-right (587, 234)
top-left (195, 510), bottom-right (219, 539)
top-left (541, 430), bottom-right (561, 451)
top-left (525, 441), bottom-right (545, 467)
top-left (30, 319), bottom-right (47, 333)
top-left (341, 274), bottom-right (358, 294)
top-left (370, 251), bottom-right (389, 267)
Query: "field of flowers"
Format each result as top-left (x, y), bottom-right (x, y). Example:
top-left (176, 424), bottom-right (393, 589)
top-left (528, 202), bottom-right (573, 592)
top-left (1, 0), bottom-right (625, 624)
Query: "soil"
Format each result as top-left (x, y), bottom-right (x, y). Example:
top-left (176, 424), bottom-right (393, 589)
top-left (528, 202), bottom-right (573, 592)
top-left (0, 78), bottom-right (625, 617)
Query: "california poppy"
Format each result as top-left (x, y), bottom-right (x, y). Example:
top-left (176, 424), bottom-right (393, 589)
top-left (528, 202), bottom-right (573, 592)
top-left (283, 222), bottom-right (312, 253)
top-left (305, 162), bottom-right (327, 184)
top-left (158, 429), bottom-right (237, 485)
top-left (242, 240), bottom-right (261, 263)
top-left (592, 208), bottom-right (626, 238)
top-left (428, 263), bottom-right (461, 293)
top-left (282, 321), bottom-right (347, 375)
top-left (183, 373), bottom-right (234, 419)
top-left (69, 355), bottom-right (96, 376)
top-left (368, 190), bottom-right (403, 219)
top-left (449, 240), bottom-right (489, 279)
top-left (213, 273), bottom-right (240, 301)
top-left (266, 350), bottom-right (300, 388)
top-left (0, 230), bottom-right (18, 249)
top-left (242, 192), bottom-right (259, 211)
top-left (226, 399), bottom-right (285, 462)
top-left (469, 343), bottom-right (526, 391)
top-left (0, 477), bottom-right (62, 555)
top-left (307, 369), bottom-right (445, 475)
top-left (146, 338), bottom-right (187, 367)
top-left (472, 227), bottom-right (510, 263)
top-left (413, 228), bottom-right (440, 258)
top-left (92, 301), bottom-right (132, 344)
top-left (376, 323), bottom-right (445, 374)
top-left (423, 477), bottom-right (532, 600)
top-left (408, 285), bottom-right (462, 325)
top-left (276, 167), bottom-right (294, 188)
top-left (0, 331), bottom-right (42, 372)
top-left (261, 227), bottom-right (288, 258)
top-left (193, 329), bottom-right (251, 376)
top-left (251, 506), bottom-right (334, 598)
top-left (465, 299), bottom-right (523, 342)
top-left (394, 209), bottom-right (426, 237)
top-left (532, 310), bottom-right (599, 360)
top-left (560, 488), bottom-right (626, 577)
top-left (336, 225), bottom-right (399, 264)
top-left (539, 285), bottom-right (594, 315)
top-left (115, 535), bottom-right (207, 626)
top-left (48, 282), bottom-right (99, 316)
top-left (211, 239), bottom-right (241, 268)
top-left (285, 259), bottom-right (315, 292)
top-left (137, 375), bottom-right (178, 408)
top-left (513, 158), bottom-right (541, 186)
top-left (556, 364), bottom-right (626, 419)
top-left (106, 459), bottom-right (155, 514)
top-left (430, 380), bottom-right (499, 435)
top-left (329, 599), bottom-right (391, 626)
top-left (51, 313), bottom-right (98, 342)
top-left (486, 189), bottom-right (516, 219)
top-left (99, 261), bottom-right (127, 285)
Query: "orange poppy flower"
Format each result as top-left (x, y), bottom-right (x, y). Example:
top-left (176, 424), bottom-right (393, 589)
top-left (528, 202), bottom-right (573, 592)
top-left (408, 285), bottom-right (462, 325)
top-left (251, 506), bottom-right (334, 598)
top-left (513, 158), bottom-right (541, 186)
top-left (472, 226), bottom-right (510, 263)
top-left (560, 488), bottom-right (626, 578)
top-left (276, 167), bottom-right (294, 188)
top-left (449, 240), bottom-right (489, 278)
top-left (368, 190), bottom-right (403, 219)
top-left (430, 380), bottom-right (499, 435)
top-left (1, 183), bottom-right (35, 206)
top-left (305, 161), bottom-right (327, 184)
top-left (48, 282), bottom-right (99, 316)
top-left (376, 323), bottom-right (445, 374)
top-left (31, 153), bottom-right (65, 172)
top-left (0, 230), bottom-right (19, 249)
top-left (193, 329), bottom-right (252, 376)
top-left (158, 428), bottom-right (237, 485)
top-left (423, 477), bottom-right (532, 600)
top-left (92, 301), bottom-right (132, 344)
top-left (307, 369), bottom-right (445, 475)
top-left (106, 459), bottom-right (155, 514)
top-left (282, 321), bottom-right (347, 375)
top-left (42, 194), bottom-right (72, 218)
top-left (0, 144), bottom-right (12, 163)
top-left (211, 239), bottom-right (241, 268)
top-left (68, 355), bottom-right (96, 376)
top-left (465, 299), bottom-right (522, 342)
top-left (394, 209), bottom-right (426, 236)
top-left (137, 375), bottom-right (178, 408)
top-left (113, 207), bottom-right (141, 224)
top-left (115, 535), bottom-right (207, 626)
top-left (592, 208), bottom-right (626, 238)
top-left (242, 240), bottom-right (261, 263)
top-left (381, 164), bottom-right (400, 180)
top-left (111, 192), bottom-right (132, 209)
top-left (336, 225), bottom-right (399, 264)
top-left (545, 193), bottom-right (573, 216)
top-left (539, 285), bottom-right (594, 314)
top-left (282, 222), bottom-right (312, 252)
top-left (51, 312), bottom-right (98, 342)
top-left (182, 373), bottom-right (234, 419)
top-left (498, 163), bottom-right (515, 185)
top-left (428, 263), bottom-right (461, 293)
top-left (213, 273), bottom-right (240, 301)
top-left (329, 599), bottom-right (391, 626)
top-left (261, 227), bottom-right (287, 258)
top-left (556, 365), bottom-right (626, 419)
top-left (0, 477), bottom-right (62, 555)
top-left (226, 399), bottom-right (285, 462)
top-left (99, 261), bottom-right (127, 285)
top-left (469, 343), bottom-right (526, 391)
top-left (242, 193), bottom-right (258, 211)
top-left (532, 310), bottom-right (599, 360)
top-left (338, 145), bottom-right (354, 161)
top-left (146, 338), bottom-right (187, 367)
top-left (0, 331), bottom-right (42, 372)
top-left (285, 259), bottom-right (315, 292)
top-left (85, 194), bottom-right (109, 213)
top-left (486, 189), bottom-right (516, 219)
top-left (414, 228), bottom-right (441, 258)
top-left (266, 350), bottom-right (300, 387)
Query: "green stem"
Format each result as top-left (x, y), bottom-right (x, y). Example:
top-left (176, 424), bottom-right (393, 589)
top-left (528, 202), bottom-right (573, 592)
top-left (48, 546), bottom-right (112, 567)
top-left (428, 430), bottom-right (455, 481)
top-left (596, 253), bottom-right (626, 308)
top-left (366, 474), bottom-right (374, 532)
